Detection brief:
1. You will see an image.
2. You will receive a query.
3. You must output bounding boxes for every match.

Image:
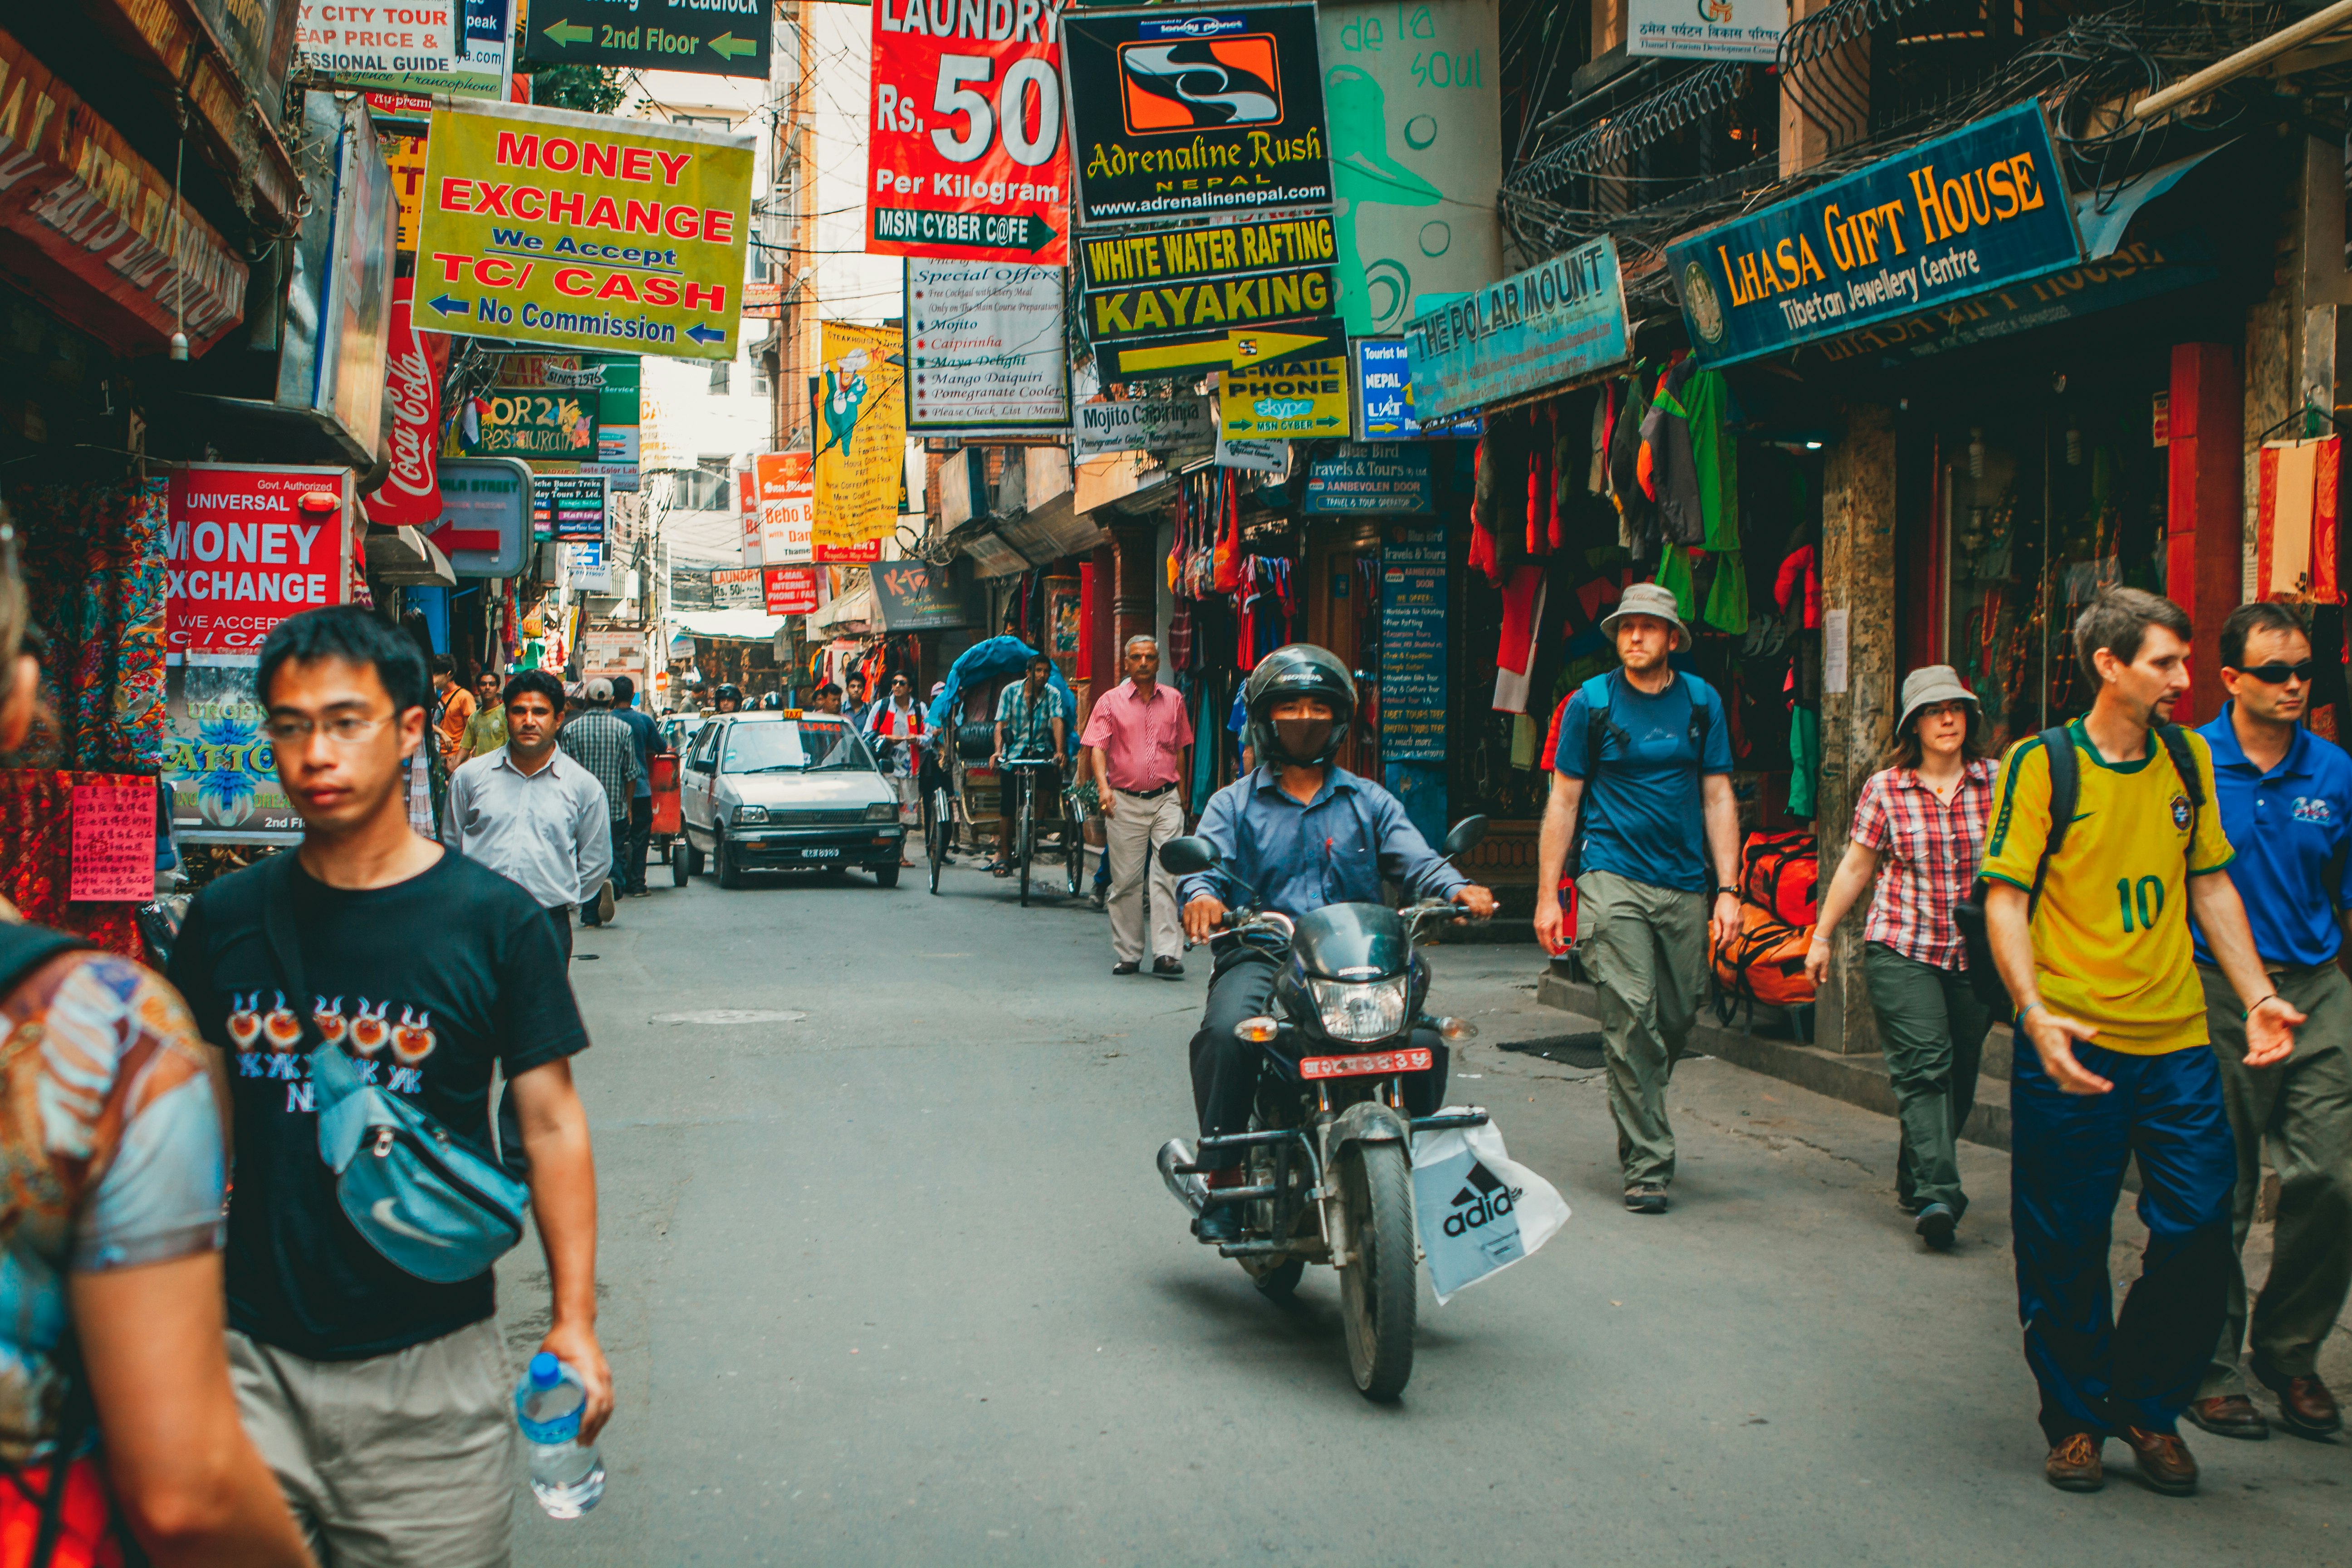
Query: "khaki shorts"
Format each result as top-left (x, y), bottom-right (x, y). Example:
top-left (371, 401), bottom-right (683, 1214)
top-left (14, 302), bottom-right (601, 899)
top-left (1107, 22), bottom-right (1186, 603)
top-left (228, 1318), bottom-right (519, 1568)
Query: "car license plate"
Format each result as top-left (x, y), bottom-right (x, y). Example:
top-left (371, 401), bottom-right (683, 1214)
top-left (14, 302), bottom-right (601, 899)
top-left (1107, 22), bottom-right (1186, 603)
top-left (800, 847), bottom-right (840, 858)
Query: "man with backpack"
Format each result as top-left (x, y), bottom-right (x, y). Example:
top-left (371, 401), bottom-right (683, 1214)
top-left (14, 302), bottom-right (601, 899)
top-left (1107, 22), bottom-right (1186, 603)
top-left (1533, 583), bottom-right (1741, 1215)
top-left (168, 607), bottom-right (611, 1565)
top-left (1980, 588), bottom-right (2297, 1497)
top-left (0, 518), bottom-right (314, 1566)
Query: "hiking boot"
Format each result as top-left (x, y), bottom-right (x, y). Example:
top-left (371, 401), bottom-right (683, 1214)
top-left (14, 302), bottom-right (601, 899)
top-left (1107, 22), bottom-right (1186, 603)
top-left (2184, 1395), bottom-right (2269, 1441)
top-left (2120, 1426), bottom-right (2198, 1495)
top-left (1623, 1184), bottom-right (1669, 1215)
top-left (1914, 1202), bottom-right (1957, 1251)
top-left (2043, 1433), bottom-right (2104, 1492)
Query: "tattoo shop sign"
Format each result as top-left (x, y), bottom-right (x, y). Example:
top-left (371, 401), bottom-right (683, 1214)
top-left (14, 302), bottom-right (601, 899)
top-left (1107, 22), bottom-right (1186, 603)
top-left (1666, 101), bottom-right (2083, 367)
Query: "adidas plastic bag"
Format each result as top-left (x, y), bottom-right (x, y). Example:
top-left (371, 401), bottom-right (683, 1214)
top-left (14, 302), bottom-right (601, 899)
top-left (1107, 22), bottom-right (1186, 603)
top-left (1409, 1114), bottom-right (1570, 1305)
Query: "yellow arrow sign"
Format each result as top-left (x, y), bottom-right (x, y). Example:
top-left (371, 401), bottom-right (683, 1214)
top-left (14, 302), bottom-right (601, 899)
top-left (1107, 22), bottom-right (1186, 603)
top-left (1116, 322), bottom-right (1338, 377)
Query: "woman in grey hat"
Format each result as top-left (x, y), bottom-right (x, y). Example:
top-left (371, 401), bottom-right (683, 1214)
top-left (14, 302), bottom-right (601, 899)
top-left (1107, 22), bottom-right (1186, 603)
top-left (1807, 665), bottom-right (1999, 1250)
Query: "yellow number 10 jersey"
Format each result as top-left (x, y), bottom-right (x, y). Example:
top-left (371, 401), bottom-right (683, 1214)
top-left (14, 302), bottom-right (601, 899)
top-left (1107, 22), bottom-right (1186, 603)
top-left (1980, 720), bottom-right (2234, 1055)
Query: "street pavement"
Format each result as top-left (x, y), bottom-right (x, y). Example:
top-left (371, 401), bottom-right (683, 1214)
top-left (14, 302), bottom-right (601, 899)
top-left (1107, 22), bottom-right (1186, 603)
top-left (503, 857), bottom-right (2352, 1566)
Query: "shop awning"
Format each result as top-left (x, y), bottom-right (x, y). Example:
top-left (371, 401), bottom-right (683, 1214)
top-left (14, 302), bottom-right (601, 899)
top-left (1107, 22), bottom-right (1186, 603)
top-left (2070, 142), bottom-right (2232, 260)
top-left (671, 609), bottom-right (789, 641)
top-left (364, 525), bottom-right (455, 587)
top-left (810, 586), bottom-right (876, 633)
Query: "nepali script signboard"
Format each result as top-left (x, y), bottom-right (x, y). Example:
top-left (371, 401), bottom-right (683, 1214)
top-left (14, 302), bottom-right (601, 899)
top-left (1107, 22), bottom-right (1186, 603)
top-left (1401, 236), bottom-right (1629, 419)
top-left (1666, 101), bottom-right (2083, 367)
top-left (413, 100), bottom-right (754, 360)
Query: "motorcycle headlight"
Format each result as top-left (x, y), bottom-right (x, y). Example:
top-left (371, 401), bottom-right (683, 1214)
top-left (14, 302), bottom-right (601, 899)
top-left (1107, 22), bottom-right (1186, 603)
top-left (1309, 977), bottom-right (1409, 1044)
top-left (732, 804), bottom-right (768, 825)
top-left (864, 801), bottom-right (897, 822)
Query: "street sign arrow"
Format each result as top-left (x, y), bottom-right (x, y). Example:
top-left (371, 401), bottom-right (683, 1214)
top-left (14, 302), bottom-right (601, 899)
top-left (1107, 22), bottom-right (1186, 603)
top-left (1115, 320), bottom-right (1341, 377)
top-left (708, 32), bottom-right (758, 59)
top-left (686, 324), bottom-right (728, 347)
top-left (430, 294), bottom-right (470, 317)
top-left (541, 18), bottom-right (593, 46)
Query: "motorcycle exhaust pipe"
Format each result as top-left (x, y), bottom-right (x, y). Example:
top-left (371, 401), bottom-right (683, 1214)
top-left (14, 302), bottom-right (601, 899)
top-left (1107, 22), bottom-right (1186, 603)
top-left (1157, 1139), bottom-right (1208, 1216)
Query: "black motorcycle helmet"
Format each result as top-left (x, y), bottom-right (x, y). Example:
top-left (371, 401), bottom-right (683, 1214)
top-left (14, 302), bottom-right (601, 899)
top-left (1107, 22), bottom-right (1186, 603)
top-left (714, 682), bottom-right (742, 711)
top-left (1242, 643), bottom-right (1356, 768)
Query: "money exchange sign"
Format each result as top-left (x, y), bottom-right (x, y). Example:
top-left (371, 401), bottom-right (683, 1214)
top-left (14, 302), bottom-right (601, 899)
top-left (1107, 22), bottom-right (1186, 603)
top-left (1078, 212), bottom-right (1339, 373)
top-left (869, 0), bottom-right (1068, 264)
top-left (813, 323), bottom-right (905, 563)
top-left (413, 101), bottom-right (754, 360)
top-left (1062, 4), bottom-right (1334, 228)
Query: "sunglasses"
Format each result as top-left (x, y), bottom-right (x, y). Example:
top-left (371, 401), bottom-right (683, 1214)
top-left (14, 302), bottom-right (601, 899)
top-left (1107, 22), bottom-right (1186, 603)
top-left (2234, 660), bottom-right (2315, 685)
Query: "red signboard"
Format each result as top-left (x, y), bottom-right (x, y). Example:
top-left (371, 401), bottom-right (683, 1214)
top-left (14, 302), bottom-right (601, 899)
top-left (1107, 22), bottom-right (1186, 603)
top-left (166, 466), bottom-right (353, 657)
top-left (0, 27), bottom-right (248, 356)
top-left (763, 567), bottom-right (820, 615)
top-left (363, 279), bottom-right (449, 528)
top-left (867, 0), bottom-right (1068, 266)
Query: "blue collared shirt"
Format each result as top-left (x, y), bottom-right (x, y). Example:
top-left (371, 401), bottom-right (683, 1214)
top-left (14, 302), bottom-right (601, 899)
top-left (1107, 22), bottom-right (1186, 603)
top-left (2193, 705), bottom-right (2352, 967)
top-left (1179, 764), bottom-right (1469, 922)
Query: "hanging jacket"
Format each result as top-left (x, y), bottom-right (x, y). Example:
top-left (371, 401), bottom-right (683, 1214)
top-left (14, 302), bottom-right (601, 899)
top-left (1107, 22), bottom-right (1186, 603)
top-left (1640, 358), bottom-right (1706, 547)
top-left (1774, 544), bottom-right (1820, 630)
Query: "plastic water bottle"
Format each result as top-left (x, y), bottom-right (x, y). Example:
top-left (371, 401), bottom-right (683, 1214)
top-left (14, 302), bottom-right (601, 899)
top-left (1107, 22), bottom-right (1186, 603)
top-left (516, 1352), bottom-right (604, 1517)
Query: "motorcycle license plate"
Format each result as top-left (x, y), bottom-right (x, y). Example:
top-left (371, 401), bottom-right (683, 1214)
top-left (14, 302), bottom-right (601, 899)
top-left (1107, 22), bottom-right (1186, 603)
top-left (800, 848), bottom-right (841, 858)
top-left (1299, 1047), bottom-right (1433, 1080)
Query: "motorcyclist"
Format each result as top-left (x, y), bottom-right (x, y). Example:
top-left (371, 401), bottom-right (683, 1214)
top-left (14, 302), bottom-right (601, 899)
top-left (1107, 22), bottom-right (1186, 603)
top-left (713, 682), bottom-right (743, 714)
top-left (1177, 644), bottom-right (1497, 1242)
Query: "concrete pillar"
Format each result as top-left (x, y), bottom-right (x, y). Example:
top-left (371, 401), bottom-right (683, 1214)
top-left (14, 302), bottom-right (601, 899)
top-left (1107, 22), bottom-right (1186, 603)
top-left (1780, 0), bottom-right (1866, 180)
top-left (2169, 343), bottom-right (2243, 726)
top-left (1815, 402), bottom-right (1898, 1058)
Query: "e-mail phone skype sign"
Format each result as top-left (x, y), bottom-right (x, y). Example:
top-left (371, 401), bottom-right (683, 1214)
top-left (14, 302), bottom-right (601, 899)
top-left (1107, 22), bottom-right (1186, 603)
top-left (166, 467), bottom-right (352, 657)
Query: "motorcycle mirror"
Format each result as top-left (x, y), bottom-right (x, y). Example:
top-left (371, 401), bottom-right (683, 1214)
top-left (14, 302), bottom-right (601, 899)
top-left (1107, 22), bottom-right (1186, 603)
top-left (1158, 836), bottom-right (1220, 876)
top-left (1441, 816), bottom-right (1490, 858)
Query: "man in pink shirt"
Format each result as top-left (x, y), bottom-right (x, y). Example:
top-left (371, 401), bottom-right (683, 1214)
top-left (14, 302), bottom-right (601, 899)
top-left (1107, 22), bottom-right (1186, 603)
top-left (1083, 635), bottom-right (1196, 977)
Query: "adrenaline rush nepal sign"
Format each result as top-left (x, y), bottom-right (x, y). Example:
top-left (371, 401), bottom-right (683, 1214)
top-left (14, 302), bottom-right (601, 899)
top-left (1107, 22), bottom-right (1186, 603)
top-left (1061, 4), bottom-right (1334, 228)
top-left (869, 0), bottom-right (1068, 264)
top-left (413, 100), bottom-right (754, 360)
top-left (1666, 101), bottom-right (2082, 367)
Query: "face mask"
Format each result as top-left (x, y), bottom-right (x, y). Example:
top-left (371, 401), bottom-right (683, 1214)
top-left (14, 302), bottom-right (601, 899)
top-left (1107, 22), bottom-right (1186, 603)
top-left (1274, 716), bottom-right (1333, 760)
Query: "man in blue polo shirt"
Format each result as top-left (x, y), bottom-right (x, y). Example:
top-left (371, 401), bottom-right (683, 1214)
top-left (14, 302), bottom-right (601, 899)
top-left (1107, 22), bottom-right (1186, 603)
top-left (1534, 583), bottom-right (1742, 1214)
top-left (2187, 602), bottom-right (2352, 1444)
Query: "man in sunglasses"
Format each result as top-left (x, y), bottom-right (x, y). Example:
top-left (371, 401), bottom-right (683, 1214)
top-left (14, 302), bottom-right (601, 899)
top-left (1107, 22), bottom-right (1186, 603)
top-left (2185, 601), bottom-right (2352, 1446)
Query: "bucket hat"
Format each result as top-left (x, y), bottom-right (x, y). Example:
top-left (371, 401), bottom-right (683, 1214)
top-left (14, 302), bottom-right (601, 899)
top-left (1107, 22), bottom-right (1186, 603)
top-left (1599, 582), bottom-right (1688, 646)
top-left (1896, 665), bottom-right (1979, 737)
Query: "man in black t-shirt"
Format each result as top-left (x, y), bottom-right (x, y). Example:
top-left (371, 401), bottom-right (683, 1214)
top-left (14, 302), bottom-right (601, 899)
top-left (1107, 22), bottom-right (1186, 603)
top-left (170, 607), bottom-right (609, 1568)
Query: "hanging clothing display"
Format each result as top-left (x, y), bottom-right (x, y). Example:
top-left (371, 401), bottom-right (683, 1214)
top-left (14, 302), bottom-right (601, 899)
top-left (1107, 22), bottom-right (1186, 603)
top-left (1491, 564), bottom-right (1547, 713)
top-left (8, 480), bottom-right (169, 773)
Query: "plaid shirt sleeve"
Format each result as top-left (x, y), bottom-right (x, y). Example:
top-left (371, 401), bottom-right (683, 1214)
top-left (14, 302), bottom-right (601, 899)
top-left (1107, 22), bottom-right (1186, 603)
top-left (1850, 772), bottom-right (1892, 853)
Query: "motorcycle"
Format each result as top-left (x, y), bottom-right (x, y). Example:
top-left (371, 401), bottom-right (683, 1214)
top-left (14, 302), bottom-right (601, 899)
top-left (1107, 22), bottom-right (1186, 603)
top-left (1154, 817), bottom-right (1490, 1402)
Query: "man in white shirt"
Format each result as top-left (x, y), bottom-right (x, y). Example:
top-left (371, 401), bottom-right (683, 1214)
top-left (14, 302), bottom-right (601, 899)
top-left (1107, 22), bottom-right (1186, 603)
top-left (443, 669), bottom-right (614, 960)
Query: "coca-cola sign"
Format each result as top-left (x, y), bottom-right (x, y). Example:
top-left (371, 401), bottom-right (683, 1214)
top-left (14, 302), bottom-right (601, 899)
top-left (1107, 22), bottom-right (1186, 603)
top-left (363, 277), bottom-right (448, 528)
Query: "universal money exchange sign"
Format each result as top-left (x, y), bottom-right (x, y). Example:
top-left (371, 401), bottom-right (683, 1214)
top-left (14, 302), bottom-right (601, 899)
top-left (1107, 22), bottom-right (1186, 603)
top-left (1402, 236), bottom-right (1629, 419)
top-left (1666, 102), bottom-right (2082, 367)
top-left (1062, 3), bottom-right (1335, 228)
top-left (414, 100), bottom-right (754, 360)
top-left (869, 0), bottom-right (1068, 264)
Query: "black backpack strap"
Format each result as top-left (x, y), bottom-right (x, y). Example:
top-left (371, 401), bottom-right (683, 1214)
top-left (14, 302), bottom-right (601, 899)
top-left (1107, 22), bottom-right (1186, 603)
top-left (2028, 725), bottom-right (2080, 917)
top-left (0, 925), bottom-right (93, 1004)
top-left (2154, 723), bottom-right (2205, 807)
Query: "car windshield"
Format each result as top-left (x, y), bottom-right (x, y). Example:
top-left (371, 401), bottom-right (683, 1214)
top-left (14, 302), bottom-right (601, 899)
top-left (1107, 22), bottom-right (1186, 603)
top-left (720, 718), bottom-right (876, 774)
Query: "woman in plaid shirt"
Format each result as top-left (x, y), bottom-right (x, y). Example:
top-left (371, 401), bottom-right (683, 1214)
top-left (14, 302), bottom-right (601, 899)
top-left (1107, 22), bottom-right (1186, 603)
top-left (1808, 666), bottom-right (1999, 1252)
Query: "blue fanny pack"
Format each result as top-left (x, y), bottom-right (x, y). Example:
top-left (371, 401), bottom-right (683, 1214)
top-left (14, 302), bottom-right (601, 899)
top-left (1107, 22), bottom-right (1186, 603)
top-left (264, 855), bottom-right (529, 1284)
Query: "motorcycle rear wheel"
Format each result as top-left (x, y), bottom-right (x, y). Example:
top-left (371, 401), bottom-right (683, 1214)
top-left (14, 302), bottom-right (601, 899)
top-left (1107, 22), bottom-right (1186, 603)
top-left (1336, 1142), bottom-right (1417, 1401)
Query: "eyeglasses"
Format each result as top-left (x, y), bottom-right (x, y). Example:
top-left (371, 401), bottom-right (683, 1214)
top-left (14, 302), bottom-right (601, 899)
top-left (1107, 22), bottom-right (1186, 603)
top-left (2235, 661), bottom-right (2316, 685)
top-left (263, 715), bottom-right (392, 745)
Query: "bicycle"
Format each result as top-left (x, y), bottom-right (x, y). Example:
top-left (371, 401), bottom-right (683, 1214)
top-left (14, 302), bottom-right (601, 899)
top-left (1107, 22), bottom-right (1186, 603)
top-left (926, 776), bottom-right (954, 895)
